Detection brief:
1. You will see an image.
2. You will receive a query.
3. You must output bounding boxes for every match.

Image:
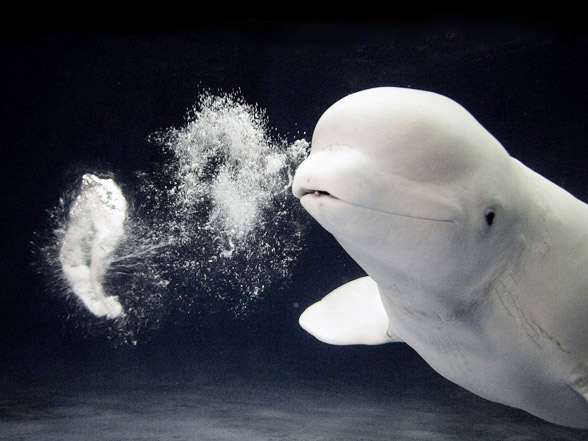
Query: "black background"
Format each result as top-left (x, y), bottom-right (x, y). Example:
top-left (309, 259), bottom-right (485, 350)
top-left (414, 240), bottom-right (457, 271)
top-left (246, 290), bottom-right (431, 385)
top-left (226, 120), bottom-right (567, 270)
top-left (1, 18), bottom-right (588, 391)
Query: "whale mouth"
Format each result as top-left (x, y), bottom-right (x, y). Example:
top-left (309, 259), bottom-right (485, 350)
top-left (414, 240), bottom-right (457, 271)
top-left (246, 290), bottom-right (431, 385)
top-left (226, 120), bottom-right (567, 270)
top-left (302, 190), bottom-right (332, 197)
top-left (300, 187), bottom-right (457, 224)
top-left (300, 189), bottom-right (342, 203)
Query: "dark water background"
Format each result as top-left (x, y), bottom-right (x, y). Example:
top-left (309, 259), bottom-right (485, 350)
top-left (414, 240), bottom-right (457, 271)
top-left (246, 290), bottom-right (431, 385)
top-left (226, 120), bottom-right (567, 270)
top-left (2, 18), bottom-right (588, 440)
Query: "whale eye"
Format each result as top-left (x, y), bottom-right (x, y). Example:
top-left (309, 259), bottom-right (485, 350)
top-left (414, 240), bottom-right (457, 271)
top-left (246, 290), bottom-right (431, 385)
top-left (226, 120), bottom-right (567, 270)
top-left (485, 211), bottom-right (496, 227)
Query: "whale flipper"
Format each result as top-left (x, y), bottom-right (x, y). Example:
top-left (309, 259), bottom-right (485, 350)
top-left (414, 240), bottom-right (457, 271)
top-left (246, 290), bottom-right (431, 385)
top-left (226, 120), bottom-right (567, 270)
top-left (299, 276), bottom-right (401, 345)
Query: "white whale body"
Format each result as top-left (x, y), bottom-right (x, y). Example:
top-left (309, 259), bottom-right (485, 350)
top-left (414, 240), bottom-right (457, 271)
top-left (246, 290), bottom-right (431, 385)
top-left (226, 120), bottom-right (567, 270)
top-left (292, 87), bottom-right (588, 428)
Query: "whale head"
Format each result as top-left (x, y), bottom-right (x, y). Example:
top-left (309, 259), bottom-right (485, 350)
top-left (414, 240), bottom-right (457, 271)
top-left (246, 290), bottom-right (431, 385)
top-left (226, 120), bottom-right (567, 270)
top-left (292, 87), bottom-right (529, 308)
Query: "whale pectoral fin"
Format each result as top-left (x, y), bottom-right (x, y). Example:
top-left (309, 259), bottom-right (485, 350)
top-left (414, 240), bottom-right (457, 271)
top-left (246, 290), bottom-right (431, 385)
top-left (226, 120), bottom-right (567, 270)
top-left (299, 276), bottom-right (401, 345)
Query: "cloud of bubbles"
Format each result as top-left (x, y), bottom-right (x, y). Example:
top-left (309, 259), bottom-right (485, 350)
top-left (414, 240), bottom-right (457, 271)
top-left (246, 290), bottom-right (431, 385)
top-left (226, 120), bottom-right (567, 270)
top-left (58, 173), bottom-right (127, 319)
top-left (38, 91), bottom-right (310, 344)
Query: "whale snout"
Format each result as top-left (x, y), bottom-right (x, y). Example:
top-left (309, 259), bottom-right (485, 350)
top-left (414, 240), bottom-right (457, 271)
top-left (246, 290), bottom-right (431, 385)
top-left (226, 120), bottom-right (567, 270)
top-left (291, 174), bottom-right (310, 199)
top-left (292, 146), bottom-right (368, 202)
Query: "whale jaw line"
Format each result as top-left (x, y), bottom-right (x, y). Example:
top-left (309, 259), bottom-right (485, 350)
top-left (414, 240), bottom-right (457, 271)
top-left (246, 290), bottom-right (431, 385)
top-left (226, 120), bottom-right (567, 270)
top-left (300, 191), bottom-right (456, 224)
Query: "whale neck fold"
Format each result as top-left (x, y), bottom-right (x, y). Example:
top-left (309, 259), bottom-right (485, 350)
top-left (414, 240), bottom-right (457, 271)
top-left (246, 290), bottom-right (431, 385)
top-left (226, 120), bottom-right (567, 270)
top-left (370, 234), bottom-right (526, 327)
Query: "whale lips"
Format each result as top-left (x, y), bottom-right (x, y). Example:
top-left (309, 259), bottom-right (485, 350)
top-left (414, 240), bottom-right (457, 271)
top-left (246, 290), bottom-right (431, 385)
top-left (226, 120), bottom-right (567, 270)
top-left (304, 190), bottom-right (331, 197)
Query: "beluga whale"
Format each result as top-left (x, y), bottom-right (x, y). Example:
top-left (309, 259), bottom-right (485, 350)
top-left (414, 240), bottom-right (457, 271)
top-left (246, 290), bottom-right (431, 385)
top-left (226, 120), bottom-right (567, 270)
top-left (292, 87), bottom-right (588, 428)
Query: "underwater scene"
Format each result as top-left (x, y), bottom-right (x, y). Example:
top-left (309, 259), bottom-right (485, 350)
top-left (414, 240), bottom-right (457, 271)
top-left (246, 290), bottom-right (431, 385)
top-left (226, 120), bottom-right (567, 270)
top-left (2, 19), bottom-right (588, 440)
